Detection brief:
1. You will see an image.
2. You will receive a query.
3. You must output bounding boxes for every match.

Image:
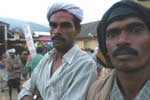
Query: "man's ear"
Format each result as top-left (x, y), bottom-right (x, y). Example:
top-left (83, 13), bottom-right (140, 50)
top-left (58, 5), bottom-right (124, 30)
top-left (75, 25), bottom-right (81, 35)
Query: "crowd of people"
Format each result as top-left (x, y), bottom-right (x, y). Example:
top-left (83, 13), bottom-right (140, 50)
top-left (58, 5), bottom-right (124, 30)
top-left (0, 47), bottom-right (44, 100)
top-left (0, 0), bottom-right (150, 100)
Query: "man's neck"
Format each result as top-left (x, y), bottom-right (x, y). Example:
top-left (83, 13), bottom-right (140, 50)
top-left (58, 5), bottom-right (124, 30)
top-left (55, 44), bottom-right (74, 54)
top-left (116, 66), bottom-right (150, 100)
top-left (50, 51), bottom-right (63, 76)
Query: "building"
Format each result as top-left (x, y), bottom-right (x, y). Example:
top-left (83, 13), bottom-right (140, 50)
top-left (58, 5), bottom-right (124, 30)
top-left (76, 21), bottom-right (99, 50)
top-left (122, 0), bottom-right (150, 8)
top-left (0, 17), bottom-right (49, 59)
top-left (0, 21), bottom-right (9, 60)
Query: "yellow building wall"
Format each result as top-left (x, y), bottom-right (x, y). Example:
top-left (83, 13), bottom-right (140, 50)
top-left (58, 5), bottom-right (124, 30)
top-left (76, 39), bottom-right (97, 50)
top-left (84, 39), bottom-right (97, 50)
top-left (134, 0), bottom-right (150, 8)
top-left (75, 40), bottom-right (84, 49)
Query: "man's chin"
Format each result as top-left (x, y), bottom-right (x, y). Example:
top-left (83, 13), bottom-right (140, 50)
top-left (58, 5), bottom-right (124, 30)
top-left (54, 45), bottom-right (64, 50)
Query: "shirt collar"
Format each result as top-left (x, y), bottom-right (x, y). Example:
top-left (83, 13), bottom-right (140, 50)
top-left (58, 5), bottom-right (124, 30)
top-left (48, 45), bottom-right (80, 64)
top-left (63, 45), bottom-right (80, 64)
top-left (110, 76), bottom-right (150, 100)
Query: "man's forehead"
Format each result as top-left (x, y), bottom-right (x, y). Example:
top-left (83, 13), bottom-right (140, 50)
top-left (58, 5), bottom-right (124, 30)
top-left (50, 11), bottom-right (73, 19)
top-left (9, 52), bottom-right (15, 54)
top-left (50, 14), bottom-right (74, 25)
top-left (50, 20), bottom-right (73, 25)
top-left (50, 13), bottom-right (74, 24)
top-left (106, 17), bottom-right (145, 30)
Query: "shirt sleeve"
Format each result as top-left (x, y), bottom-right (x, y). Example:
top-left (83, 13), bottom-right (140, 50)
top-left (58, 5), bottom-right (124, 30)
top-left (17, 66), bottom-right (38, 100)
top-left (60, 61), bottom-right (97, 100)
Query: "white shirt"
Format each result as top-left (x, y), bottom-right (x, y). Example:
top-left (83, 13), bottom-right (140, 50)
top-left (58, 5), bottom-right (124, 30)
top-left (18, 45), bottom-right (97, 100)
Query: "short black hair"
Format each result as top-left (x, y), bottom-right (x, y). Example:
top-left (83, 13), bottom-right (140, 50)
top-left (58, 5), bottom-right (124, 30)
top-left (36, 47), bottom-right (43, 54)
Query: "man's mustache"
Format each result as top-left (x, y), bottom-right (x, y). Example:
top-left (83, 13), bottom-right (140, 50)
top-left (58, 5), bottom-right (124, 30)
top-left (112, 47), bottom-right (138, 57)
top-left (52, 35), bottom-right (65, 41)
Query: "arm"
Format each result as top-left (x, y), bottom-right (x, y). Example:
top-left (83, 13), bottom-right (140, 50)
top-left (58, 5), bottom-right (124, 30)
top-left (20, 95), bottom-right (33, 100)
top-left (61, 62), bottom-right (97, 100)
top-left (17, 78), bottom-right (33, 100)
top-left (17, 67), bottom-right (38, 100)
top-left (18, 54), bottom-right (47, 100)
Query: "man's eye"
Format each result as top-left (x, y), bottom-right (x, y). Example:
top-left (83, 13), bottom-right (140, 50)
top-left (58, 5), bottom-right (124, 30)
top-left (129, 26), bottom-right (145, 34)
top-left (61, 23), bottom-right (72, 28)
top-left (50, 22), bottom-right (57, 28)
top-left (106, 29), bottom-right (120, 38)
top-left (127, 23), bottom-right (146, 34)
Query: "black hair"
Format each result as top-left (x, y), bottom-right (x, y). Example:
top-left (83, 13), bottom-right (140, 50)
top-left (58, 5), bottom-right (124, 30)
top-left (36, 47), bottom-right (43, 54)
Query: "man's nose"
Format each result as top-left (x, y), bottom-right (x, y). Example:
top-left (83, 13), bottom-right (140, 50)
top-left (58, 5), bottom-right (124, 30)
top-left (53, 25), bottom-right (62, 35)
top-left (117, 30), bottom-right (130, 46)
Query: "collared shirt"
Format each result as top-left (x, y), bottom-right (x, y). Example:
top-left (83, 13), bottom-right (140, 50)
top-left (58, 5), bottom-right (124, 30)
top-left (109, 77), bottom-right (150, 100)
top-left (18, 45), bottom-right (97, 100)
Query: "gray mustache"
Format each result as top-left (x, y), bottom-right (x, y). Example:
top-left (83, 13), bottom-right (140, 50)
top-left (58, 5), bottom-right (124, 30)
top-left (112, 47), bottom-right (138, 57)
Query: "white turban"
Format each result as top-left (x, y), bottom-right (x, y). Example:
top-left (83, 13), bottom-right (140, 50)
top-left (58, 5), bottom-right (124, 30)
top-left (8, 48), bottom-right (16, 53)
top-left (47, 2), bottom-right (83, 22)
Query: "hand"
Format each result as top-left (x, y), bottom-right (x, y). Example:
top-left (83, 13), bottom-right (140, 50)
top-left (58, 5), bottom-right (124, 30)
top-left (21, 95), bottom-right (34, 100)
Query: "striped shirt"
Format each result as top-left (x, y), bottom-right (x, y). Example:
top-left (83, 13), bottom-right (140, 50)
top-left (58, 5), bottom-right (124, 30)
top-left (109, 78), bottom-right (150, 100)
top-left (18, 45), bottom-right (97, 100)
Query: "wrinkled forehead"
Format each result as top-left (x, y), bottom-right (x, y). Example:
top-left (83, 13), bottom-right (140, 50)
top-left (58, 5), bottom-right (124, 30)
top-left (50, 10), bottom-right (74, 23)
top-left (106, 16), bottom-right (145, 30)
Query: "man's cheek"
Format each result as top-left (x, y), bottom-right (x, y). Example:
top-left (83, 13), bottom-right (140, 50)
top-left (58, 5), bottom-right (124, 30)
top-left (106, 41), bottom-right (112, 50)
top-left (67, 32), bottom-right (73, 37)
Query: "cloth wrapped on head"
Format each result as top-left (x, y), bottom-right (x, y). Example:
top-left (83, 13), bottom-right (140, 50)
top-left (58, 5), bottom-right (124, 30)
top-left (8, 48), bottom-right (16, 53)
top-left (96, 1), bottom-right (150, 68)
top-left (47, 2), bottom-right (83, 22)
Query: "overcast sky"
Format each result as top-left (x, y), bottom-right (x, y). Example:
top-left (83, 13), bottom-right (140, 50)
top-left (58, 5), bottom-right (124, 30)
top-left (0, 0), bottom-right (120, 25)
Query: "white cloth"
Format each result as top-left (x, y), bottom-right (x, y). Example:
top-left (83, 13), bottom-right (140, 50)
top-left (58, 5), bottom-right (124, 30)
top-left (47, 2), bottom-right (83, 21)
top-left (8, 48), bottom-right (16, 53)
top-left (18, 45), bottom-right (97, 100)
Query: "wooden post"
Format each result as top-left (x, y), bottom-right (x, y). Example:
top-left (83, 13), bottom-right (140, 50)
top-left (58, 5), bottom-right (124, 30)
top-left (4, 25), bottom-right (8, 52)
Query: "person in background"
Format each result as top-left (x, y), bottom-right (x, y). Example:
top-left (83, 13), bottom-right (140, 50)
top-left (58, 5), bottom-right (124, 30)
top-left (87, 1), bottom-right (150, 100)
top-left (7, 48), bottom-right (23, 100)
top-left (26, 47), bottom-right (43, 75)
top-left (18, 2), bottom-right (97, 100)
top-left (0, 61), bottom-right (5, 92)
top-left (0, 58), bottom-right (8, 92)
top-left (20, 50), bottom-right (30, 80)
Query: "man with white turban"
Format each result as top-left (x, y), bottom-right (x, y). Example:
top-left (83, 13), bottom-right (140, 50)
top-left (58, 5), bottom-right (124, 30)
top-left (7, 48), bottom-right (22, 100)
top-left (47, 2), bottom-right (83, 23)
top-left (18, 2), bottom-right (97, 100)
